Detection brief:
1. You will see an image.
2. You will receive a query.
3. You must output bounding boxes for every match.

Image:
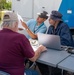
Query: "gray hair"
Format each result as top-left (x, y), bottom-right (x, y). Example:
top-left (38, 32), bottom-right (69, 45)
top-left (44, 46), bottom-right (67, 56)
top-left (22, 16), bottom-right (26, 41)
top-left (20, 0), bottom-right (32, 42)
top-left (1, 20), bottom-right (18, 28)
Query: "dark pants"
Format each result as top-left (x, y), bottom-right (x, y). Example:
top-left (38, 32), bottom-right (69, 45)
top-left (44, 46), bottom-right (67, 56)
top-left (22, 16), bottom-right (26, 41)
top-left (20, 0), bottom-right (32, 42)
top-left (25, 60), bottom-right (62, 75)
top-left (37, 62), bottom-right (62, 75)
top-left (36, 62), bottom-right (50, 75)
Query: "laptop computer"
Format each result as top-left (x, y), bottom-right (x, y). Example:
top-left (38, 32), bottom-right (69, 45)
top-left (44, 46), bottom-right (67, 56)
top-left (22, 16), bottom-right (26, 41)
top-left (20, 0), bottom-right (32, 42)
top-left (37, 33), bottom-right (66, 50)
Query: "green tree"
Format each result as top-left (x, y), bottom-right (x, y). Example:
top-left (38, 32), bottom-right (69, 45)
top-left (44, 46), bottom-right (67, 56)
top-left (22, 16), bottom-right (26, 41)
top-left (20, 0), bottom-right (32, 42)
top-left (0, 0), bottom-right (11, 10)
top-left (0, 0), bottom-right (12, 21)
top-left (0, 0), bottom-right (6, 21)
top-left (0, 0), bottom-right (6, 10)
top-left (4, 2), bottom-right (12, 10)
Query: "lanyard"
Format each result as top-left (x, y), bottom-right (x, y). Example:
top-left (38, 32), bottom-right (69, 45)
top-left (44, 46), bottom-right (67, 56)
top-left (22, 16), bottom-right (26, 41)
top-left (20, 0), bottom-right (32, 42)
top-left (34, 22), bottom-right (44, 33)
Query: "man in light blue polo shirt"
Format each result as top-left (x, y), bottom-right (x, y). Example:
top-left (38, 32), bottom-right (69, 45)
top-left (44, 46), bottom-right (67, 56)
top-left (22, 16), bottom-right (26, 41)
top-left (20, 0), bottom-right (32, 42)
top-left (21, 11), bottom-right (48, 39)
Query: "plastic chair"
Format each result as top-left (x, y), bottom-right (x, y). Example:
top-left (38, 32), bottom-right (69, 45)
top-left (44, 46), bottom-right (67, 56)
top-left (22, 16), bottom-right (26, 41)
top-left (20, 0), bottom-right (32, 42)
top-left (0, 71), bottom-right (10, 75)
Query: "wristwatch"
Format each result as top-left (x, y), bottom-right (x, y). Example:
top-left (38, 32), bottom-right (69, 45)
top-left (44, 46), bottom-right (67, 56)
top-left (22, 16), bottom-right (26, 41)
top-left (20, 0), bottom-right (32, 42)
top-left (26, 28), bottom-right (29, 31)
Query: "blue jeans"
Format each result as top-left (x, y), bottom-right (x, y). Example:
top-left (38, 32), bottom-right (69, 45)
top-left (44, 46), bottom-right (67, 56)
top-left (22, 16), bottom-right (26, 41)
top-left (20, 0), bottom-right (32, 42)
top-left (0, 69), bottom-right (39, 75)
top-left (25, 69), bottom-right (39, 75)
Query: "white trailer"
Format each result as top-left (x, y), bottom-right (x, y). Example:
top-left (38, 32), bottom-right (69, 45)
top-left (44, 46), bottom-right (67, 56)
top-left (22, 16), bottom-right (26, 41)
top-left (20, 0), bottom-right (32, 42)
top-left (12, 0), bottom-right (62, 27)
top-left (12, 0), bottom-right (74, 28)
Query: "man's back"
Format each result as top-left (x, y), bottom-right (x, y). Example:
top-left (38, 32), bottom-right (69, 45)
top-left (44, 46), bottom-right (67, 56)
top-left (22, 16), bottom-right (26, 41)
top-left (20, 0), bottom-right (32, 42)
top-left (0, 28), bottom-right (34, 75)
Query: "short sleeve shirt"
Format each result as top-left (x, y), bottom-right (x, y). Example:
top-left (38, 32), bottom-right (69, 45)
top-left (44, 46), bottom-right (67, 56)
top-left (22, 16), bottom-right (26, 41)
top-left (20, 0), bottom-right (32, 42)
top-left (26, 19), bottom-right (47, 39)
top-left (0, 28), bottom-right (35, 75)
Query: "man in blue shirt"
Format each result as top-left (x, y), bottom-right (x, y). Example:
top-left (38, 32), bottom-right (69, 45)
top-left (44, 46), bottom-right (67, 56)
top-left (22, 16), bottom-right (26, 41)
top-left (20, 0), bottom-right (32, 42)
top-left (21, 11), bottom-right (48, 39)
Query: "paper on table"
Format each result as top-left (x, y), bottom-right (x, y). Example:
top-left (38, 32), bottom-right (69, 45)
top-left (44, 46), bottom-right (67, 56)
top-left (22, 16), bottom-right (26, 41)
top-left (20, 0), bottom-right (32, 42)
top-left (17, 14), bottom-right (25, 30)
top-left (29, 39), bottom-right (40, 51)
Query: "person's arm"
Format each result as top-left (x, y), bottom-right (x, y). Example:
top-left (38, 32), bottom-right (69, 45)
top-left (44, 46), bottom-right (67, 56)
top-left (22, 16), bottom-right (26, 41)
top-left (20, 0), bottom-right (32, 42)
top-left (21, 35), bottom-right (47, 62)
top-left (60, 24), bottom-right (73, 46)
top-left (21, 21), bottom-right (37, 39)
top-left (29, 45), bottom-right (47, 62)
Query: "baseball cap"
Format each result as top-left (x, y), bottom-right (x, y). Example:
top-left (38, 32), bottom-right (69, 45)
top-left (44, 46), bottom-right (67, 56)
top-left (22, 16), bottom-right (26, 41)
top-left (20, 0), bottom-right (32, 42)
top-left (37, 11), bottom-right (48, 19)
top-left (3, 11), bottom-right (18, 22)
top-left (50, 10), bottom-right (63, 21)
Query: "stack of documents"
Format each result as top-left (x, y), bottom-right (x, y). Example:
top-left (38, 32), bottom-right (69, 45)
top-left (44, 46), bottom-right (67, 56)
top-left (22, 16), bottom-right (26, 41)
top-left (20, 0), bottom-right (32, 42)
top-left (29, 39), bottom-right (40, 51)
